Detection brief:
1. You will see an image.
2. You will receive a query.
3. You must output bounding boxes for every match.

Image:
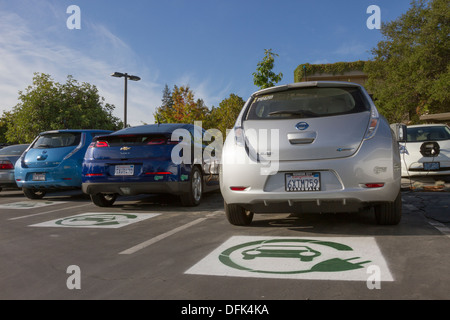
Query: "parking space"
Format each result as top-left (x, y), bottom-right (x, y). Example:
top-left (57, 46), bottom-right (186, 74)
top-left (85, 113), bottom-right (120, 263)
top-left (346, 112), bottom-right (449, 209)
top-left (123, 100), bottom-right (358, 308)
top-left (0, 188), bottom-right (449, 301)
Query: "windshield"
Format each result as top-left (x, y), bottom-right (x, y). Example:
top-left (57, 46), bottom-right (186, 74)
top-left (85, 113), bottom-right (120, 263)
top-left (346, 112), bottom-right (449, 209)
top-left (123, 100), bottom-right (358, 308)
top-left (245, 87), bottom-right (370, 120)
top-left (32, 133), bottom-right (82, 149)
top-left (407, 126), bottom-right (450, 142)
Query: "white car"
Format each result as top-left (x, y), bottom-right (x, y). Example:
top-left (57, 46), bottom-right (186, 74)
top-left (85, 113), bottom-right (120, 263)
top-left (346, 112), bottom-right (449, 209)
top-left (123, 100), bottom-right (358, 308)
top-left (400, 124), bottom-right (450, 180)
top-left (220, 81), bottom-right (403, 226)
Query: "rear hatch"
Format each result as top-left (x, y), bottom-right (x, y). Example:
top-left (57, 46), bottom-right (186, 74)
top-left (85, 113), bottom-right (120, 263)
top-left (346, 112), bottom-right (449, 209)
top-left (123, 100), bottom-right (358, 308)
top-left (89, 133), bottom-right (177, 161)
top-left (242, 85), bottom-right (372, 161)
top-left (23, 132), bottom-right (83, 168)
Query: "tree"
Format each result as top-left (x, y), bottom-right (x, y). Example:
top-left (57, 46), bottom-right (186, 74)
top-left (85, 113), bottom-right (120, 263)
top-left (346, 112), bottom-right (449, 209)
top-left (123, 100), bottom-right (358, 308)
top-left (154, 84), bottom-right (174, 123)
top-left (253, 49), bottom-right (283, 90)
top-left (4, 73), bottom-right (121, 144)
top-left (209, 94), bottom-right (245, 137)
top-left (365, 0), bottom-right (450, 123)
top-left (153, 85), bottom-right (210, 125)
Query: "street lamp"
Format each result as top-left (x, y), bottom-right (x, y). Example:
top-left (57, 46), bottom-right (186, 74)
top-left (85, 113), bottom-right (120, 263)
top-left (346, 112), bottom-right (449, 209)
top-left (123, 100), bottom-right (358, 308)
top-left (111, 72), bottom-right (141, 128)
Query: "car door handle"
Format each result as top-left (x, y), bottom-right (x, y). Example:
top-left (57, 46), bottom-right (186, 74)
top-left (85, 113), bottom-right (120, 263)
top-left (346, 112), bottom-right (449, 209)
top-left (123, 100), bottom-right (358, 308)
top-left (287, 132), bottom-right (316, 144)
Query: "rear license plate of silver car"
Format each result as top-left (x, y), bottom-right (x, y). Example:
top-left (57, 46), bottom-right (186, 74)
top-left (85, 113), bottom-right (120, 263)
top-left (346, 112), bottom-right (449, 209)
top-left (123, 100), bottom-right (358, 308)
top-left (285, 172), bottom-right (321, 192)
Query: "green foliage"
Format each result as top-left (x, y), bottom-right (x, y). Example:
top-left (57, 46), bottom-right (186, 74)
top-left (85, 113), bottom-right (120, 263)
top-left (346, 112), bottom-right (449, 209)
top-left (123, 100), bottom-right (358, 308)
top-left (209, 94), bottom-right (245, 137)
top-left (253, 49), bottom-right (283, 89)
top-left (294, 61), bottom-right (367, 82)
top-left (3, 73), bottom-right (121, 144)
top-left (364, 0), bottom-right (450, 123)
top-left (153, 86), bottom-right (245, 138)
top-left (154, 85), bottom-right (210, 125)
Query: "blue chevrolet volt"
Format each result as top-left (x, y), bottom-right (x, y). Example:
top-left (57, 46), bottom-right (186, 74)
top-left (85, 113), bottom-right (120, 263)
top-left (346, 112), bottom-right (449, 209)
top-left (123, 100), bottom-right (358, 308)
top-left (81, 123), bottom-right (219, 207)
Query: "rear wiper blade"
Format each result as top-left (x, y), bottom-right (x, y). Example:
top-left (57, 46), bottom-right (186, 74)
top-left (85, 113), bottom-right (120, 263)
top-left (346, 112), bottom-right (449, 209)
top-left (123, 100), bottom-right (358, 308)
top-left (268, 110), bottom-right (318, 117)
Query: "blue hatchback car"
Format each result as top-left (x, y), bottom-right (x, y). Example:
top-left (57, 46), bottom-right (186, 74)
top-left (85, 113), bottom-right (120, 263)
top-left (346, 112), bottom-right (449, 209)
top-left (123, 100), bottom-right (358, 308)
top-left (81, 123), bottom-right (220, 207)
top-left (15, 129), bottom-right (112, 199)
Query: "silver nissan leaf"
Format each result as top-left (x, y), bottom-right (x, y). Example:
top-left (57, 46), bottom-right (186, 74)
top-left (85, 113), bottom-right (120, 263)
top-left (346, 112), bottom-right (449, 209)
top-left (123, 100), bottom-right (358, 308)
top-left (220, 81), bottom-right (402, 226)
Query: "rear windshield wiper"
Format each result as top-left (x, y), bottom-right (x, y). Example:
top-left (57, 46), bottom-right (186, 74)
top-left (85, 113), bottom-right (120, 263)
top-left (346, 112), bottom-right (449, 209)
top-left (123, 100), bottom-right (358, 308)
top-left (267, 110), bottom-right (318, 117)
top-left (35, 144), bottom-right (52, 148)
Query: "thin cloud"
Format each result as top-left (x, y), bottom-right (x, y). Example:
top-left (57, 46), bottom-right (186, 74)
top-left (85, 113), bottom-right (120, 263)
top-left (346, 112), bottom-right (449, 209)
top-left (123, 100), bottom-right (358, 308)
top-left (0, 6), bottom-right (161, 126)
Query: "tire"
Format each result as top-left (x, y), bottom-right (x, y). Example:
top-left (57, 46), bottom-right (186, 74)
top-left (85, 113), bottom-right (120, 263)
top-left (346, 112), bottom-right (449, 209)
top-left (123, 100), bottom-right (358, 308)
top-left (225, 201), bottom-right (254, 226)
top-left (374, 191), bottom-right (402, 225)
top-left (180, 166), bottom-right (203, 206)
top-left (23, 188), bottom-right (46, 199)
top-left (90, 193), bottom-right (117, 207)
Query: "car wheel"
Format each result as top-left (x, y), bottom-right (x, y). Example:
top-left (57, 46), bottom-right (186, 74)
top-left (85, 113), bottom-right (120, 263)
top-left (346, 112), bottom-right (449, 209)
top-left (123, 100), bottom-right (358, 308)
top-left (90, 193), bottom-right (117, 207)
top-left (225, 201), bottom-right (254, 226)
top-left (180, 166), bottom-right (203, 206)
top-left (374, 191), bottom-right (402, 225)
top-left (23, 188), bottom-right (46, 199)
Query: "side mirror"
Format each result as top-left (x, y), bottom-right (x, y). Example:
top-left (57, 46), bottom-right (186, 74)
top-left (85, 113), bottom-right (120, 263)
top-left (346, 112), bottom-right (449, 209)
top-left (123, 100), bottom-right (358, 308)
top-left (390, 123), bottom-right (407, 143)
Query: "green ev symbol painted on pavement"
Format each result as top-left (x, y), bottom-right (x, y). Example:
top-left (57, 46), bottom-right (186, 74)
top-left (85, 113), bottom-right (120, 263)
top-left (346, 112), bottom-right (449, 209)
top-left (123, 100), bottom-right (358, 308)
top-left (30, 212), bottom-right (160, 228)
top-left (219, 238), bottom-right (371, 275)
top-left (55, 213), bottom-right (137, 227)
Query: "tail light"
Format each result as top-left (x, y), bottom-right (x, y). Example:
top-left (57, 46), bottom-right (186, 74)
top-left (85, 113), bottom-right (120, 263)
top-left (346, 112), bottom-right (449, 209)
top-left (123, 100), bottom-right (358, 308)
top-left (234, 126), bottom-right (245, 146)
top-left (147, 138), bottom-right (167, 145)
top-left (0, 160), bottom-right (14, 170)
top-left (364, 106), bottom-right (379, 140)
top-left (93, 141), bottom-right (109, 148)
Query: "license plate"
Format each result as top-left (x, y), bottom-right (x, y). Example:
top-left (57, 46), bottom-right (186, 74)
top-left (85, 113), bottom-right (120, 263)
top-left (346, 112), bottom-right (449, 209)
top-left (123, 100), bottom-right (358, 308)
top-left (114, 165), bottom-right (134, 176)
top-left (32, 173), bottom-right (46, 181)
top-left (285, 172), bottom-right (321, 192)
top-left (424, 162), bottom-right (440, 171)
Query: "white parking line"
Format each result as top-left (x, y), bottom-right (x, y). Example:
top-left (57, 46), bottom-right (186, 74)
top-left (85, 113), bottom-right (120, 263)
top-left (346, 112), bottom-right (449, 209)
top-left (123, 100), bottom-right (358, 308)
top-left (8, 203), bottom-right (92, 221)
top-left (119, 212), bottom-right (224, 255)
top-left (119, 217), bottom-right (208, 255)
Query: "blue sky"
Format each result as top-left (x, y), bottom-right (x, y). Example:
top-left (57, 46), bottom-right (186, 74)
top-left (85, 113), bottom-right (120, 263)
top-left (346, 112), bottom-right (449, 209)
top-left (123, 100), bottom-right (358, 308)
top-left (0, 0), bottom-right (413, 126)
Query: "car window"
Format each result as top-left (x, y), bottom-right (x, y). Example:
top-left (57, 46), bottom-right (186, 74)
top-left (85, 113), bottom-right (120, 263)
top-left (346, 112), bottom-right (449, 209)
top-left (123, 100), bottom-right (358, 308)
top-left (245, 87), bottom-right (370, 120)
top-left (32, 133), bottom-right (81, 149)
top-left (0, 145), bottom-right (28, 155)
top-left (406, 126), bottom-right (450, 142)
top-left (100, 134), bottom-right (169, 146)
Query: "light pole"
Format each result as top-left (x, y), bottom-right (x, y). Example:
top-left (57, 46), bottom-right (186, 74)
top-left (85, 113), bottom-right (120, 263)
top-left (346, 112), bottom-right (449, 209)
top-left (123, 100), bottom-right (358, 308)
top-left (111, 72), bottom-right (141, 128)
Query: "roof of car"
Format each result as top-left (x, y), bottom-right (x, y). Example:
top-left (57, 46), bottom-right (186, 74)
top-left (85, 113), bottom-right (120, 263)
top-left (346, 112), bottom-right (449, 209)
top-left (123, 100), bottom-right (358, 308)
top-left (110, 123), bottom-right (196, 135)
top-left (40, 129), bottom-right (113, 135)
top-left (407, 124), bottom-right (449, 128)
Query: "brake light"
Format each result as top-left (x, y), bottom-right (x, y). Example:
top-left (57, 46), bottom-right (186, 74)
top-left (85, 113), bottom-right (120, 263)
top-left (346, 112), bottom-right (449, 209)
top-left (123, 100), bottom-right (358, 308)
top-left (147, 138), bottom-right (166, 145)
top-left (0, 160), bottom-right (14, 170)
top-left (234, 126), bottom-right (245, 146)
top-left (95, 141), bottom-right (109, 148)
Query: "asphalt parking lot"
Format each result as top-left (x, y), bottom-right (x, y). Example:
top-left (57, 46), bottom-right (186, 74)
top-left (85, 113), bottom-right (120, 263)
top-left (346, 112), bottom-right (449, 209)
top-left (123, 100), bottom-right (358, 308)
top-left (0, 184), bottom-right (449, 305)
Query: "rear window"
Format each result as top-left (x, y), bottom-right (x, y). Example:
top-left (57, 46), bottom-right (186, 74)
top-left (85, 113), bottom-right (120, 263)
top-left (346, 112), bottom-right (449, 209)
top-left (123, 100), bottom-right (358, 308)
top-left (32, 133), bottom-right (81, 149)
top-left (407, 126), bottom-right (450, 142)
top-left (98, 134), bottom-right (170, 146)
top-left (0, 145), bottom-right (28, 155)
top-left (245, 87), bottom-right (370, 120)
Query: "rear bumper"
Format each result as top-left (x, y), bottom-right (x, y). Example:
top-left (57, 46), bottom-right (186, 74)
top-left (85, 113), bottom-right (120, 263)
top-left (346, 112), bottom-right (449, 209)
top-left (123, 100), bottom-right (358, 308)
top-left (0, 170), bottom-right (16, 187)
top-left (14, 160), bottom-right (81, 190)
top-left (220, 123), bottom-right (401, 214)
top-left (82, 181), bottom-right (189, 196)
